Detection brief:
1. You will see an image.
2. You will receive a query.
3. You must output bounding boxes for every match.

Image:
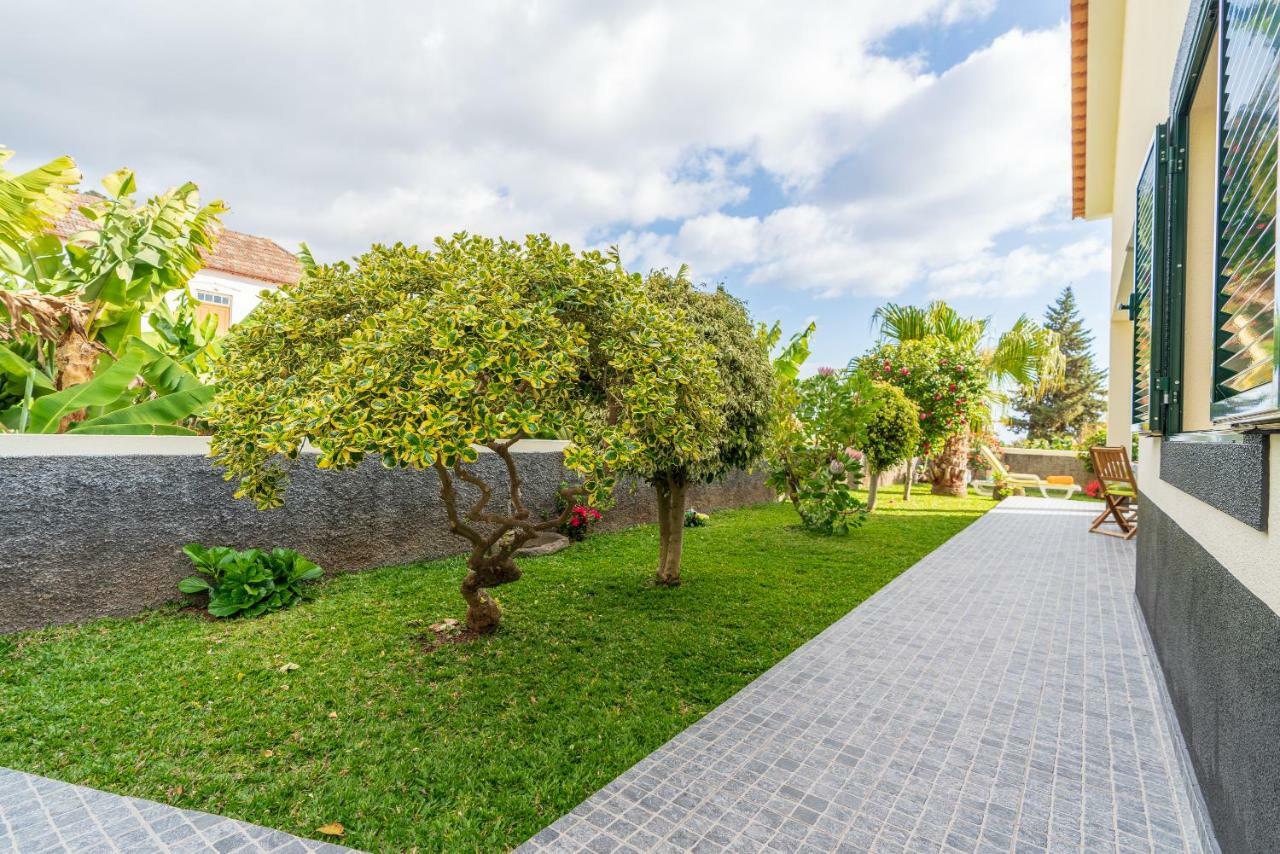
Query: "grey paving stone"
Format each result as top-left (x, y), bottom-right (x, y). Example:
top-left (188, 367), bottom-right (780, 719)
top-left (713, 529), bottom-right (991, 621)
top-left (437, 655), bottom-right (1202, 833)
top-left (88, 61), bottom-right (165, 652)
top-left (518, 498), bottom-right (1218, 853)
top-left (0, 768), bottom-right (361, 852)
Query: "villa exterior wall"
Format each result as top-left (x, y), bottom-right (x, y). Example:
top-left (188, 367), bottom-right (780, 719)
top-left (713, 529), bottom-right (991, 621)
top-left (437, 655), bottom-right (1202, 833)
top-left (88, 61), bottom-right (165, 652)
top-left (0, 438), bottom-right (773, 633)
top-left (1084, 1), bottom-right (1280, 849)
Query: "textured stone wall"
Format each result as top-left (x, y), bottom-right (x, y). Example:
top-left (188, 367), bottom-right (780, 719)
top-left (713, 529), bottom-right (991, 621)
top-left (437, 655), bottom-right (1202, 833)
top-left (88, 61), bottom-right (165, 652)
top-left (0, 445), bottom-right (773, 633)
top-left (994, 448), bottom-right (1092, 485)
top-left (1137, 494), bottom-right (1280, 854)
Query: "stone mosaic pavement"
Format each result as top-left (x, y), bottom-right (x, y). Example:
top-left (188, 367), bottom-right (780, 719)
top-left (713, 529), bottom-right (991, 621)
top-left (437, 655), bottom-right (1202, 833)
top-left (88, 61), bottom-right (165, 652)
top-left (0, 767), bottom-right (353, 853)
top-left (521, 498), bottom-right (1216, 853)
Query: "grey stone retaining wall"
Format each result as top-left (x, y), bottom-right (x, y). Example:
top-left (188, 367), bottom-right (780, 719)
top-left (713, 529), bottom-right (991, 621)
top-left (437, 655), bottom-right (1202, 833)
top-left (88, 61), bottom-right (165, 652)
top-left (0, 440), bottom-right (772, 633)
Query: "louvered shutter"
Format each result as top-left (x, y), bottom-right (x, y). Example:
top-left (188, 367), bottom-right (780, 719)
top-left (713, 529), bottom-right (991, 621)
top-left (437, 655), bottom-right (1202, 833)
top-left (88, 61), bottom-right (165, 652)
top-left (1215, 0), bottom-right (1280, 419)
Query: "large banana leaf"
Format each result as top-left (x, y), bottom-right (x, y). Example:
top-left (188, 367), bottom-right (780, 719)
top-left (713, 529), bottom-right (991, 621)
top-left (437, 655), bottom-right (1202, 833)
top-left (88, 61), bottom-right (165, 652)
top-left (0, 343), bottom-right (53, 392)
top-left (2, 348), bottom-right (146, 432)
top-left (70, 384), bottom-right (213, 434)
top-left (132, 338), bottom-right (206, 394)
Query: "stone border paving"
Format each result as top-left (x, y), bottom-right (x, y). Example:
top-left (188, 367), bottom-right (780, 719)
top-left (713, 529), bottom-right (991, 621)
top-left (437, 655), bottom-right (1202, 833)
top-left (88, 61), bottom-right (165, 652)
top-left (520, 498), bottom-right (1217, 853)
top-left (0, 767), bottom-right (356, 853)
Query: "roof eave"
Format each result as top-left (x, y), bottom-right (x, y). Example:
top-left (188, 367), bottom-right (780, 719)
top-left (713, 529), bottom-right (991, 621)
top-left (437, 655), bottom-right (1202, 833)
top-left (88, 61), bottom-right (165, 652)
top-left (1072, 0), bottom-right (1126, 221)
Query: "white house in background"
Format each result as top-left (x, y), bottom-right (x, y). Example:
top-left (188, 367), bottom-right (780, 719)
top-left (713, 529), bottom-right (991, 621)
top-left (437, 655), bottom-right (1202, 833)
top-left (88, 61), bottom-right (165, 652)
top-left (53, 192), bottom-right (302, 331)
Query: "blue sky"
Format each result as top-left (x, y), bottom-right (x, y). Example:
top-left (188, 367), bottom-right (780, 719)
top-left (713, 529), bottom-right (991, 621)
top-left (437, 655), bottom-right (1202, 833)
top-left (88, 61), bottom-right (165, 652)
top-left (3, 0), bottom-right (1111, 416)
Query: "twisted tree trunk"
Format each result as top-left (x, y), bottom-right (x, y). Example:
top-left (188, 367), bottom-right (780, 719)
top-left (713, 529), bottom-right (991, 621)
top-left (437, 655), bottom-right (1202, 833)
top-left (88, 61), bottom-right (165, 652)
top-left (654, 474), bottom-right (688, 587)
top-left (867, 467), bottom-right (881, 511)
top-left (460, 555), bottom-right (521, 634)
top-left (930, 432), bottom-right (971, 497)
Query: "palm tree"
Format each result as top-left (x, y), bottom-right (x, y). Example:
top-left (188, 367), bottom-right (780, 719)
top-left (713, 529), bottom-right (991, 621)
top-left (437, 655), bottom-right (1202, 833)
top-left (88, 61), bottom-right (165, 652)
top-left (872, 301), bottom-right (1065, 497)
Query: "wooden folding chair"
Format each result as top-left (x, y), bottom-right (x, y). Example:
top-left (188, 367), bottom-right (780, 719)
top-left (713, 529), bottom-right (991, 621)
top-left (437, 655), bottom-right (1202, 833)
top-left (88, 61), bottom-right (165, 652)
top-left (1089, 446), bottom-right (1138, 539)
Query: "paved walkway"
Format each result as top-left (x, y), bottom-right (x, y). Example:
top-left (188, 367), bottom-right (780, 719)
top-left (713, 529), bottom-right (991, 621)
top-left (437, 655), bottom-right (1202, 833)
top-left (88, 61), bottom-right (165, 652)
top-left (521, 498), bottom-right (1216, 853)
top-left (0, 768), bottom-right (353, 853)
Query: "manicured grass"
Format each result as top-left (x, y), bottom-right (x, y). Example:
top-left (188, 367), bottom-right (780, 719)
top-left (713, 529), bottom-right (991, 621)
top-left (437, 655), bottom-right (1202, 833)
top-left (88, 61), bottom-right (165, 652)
top-left (0, 486), bottom-right (992, 853)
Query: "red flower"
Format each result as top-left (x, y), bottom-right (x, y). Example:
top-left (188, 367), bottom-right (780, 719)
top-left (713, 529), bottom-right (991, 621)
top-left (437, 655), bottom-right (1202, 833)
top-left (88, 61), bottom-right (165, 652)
top-left (570, 517), bottom-right (582, 527)
top-left (1085, 480), bottom-right (1103, 498)
top-left (899, 367), bottom-right (910, 375)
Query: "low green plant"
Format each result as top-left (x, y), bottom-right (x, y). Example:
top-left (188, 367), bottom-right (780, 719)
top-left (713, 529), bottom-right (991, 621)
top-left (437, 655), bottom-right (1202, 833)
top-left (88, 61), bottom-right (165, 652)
top-left (177, 545), bottom-right (322, 618)
top-left (683, 507), bottom-right (709, 528)
top-left (797, 459), bottom-right (867, 535)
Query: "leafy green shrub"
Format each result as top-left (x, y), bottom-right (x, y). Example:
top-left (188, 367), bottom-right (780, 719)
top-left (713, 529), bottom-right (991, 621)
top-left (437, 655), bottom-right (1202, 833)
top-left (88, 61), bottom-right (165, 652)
top-left (860, 383), bottom-right (920, 511)
top-left (683, 507), bottom-right (709, 528)
top-left (1078, 427), bottom-right (1108, 473)
top-left (178, 545), bottom-right (322, 618)
top-left (797, 457), bottom-right (867, 535)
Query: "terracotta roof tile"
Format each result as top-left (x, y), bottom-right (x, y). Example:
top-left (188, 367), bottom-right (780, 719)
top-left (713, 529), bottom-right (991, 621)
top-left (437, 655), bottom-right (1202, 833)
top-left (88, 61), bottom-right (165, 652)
top-left (52, 192), bottom-right (301, 286)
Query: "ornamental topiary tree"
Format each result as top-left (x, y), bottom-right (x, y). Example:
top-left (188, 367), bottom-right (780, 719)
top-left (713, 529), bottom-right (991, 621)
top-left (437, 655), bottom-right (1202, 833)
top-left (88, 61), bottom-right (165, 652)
top-left (632, 268), bottom-right (770, 586)
top-left (856, 338), bottom-right (988, 497)
top-left (860, 382), bottom-right (920, 511)
top-left (208, 234), bottom-right (716, 633)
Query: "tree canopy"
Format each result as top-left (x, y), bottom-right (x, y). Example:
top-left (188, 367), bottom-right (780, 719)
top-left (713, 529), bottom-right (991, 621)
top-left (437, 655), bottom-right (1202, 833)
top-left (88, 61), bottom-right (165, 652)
top-left (1010, 286), bottom-right (1105, 441)
top-left (634, 268), bottom-right (770, 584)
top-left (208, 234), bottom-right (719, 631)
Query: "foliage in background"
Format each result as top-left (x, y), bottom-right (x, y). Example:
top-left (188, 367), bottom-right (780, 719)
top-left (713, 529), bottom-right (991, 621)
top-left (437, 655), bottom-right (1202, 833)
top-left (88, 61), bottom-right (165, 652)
top-left (763, 321), bottom-right (815, 506)
top-left (628, 268), bottom-right (769, 586)
top-left (208, 235), bottom-right (717, 632)
top-left (859, 382), bottom-right (920, 511)
top-left (1018, 435), bottom-right (1079, 451)
top-left (865, 301), bottom-right (1064, 497)
top-left (1010, 286), bottom-right (1106, 442)
top-left (147, 289), bottom-right (222, 380)
top-left (177, 544), bottom-right (322, 618)
top-left (0, 148), bottom-right (224, 433)
top-left (767, 364), bottom-right (876, 534)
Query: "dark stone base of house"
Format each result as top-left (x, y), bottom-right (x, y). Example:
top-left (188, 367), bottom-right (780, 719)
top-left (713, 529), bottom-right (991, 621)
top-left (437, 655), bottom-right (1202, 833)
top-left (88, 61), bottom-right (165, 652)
top-left (1136, 495), bottom-right (1280, 854)
top-left (0, 449), bottom-right (773, 634)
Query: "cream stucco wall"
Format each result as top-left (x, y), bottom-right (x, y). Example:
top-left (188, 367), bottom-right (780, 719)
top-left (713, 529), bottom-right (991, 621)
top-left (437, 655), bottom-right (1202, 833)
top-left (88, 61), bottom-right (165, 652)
top-left (1182, 33), bottom-right (1219, 432)
top-left (1089, 0), bottom-right (1189, 440)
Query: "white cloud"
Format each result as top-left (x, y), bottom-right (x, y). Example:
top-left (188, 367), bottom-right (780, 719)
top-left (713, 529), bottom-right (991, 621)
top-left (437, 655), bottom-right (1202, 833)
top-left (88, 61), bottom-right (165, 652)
top-left (619, 25), bottom-right (1078, 299)
top-left (2, 0), bottom-right (1075, 304)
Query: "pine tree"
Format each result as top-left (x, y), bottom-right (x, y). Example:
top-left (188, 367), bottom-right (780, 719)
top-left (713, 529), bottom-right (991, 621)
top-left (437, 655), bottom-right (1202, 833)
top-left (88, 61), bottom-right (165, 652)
top-left (1011, 286), bottom-right (1105, 441)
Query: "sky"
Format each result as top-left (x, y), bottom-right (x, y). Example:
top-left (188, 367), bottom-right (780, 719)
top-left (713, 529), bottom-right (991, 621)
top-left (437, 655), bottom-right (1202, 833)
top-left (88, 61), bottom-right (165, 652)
top-left (2, 0), bottom-right (1110, 397)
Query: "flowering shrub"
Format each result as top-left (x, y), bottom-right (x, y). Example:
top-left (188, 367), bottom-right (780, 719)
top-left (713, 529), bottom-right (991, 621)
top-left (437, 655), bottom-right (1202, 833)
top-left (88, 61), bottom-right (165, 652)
top-left (858, 339), bottom-right (987, 459)
top-left (560, 503), bottom-right (603, 541)
top-left (683, 507), bottom-right (710, 527)
top-left (1085, 479), bottom-right (1103, 498)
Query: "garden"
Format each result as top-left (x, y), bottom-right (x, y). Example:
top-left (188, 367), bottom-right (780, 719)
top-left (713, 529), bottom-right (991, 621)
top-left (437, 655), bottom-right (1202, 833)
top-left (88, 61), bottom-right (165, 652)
top-left (0, 151), bottom-right (1092, 850)
top-left (0, 488), bottom-right (991, 852)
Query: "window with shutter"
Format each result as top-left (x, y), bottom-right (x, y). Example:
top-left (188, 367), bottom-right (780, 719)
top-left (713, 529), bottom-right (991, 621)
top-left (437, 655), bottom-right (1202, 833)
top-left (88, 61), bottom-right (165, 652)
top-left (1214, 0), bottom-right (1280, 421)
top-left (1133, 140), bottom-right (1158, 430)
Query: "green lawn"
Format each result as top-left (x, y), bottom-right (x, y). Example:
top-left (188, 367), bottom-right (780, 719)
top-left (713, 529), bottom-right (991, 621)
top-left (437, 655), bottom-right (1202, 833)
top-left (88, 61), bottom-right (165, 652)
top-left (0, 487), bottom-right (992, 853)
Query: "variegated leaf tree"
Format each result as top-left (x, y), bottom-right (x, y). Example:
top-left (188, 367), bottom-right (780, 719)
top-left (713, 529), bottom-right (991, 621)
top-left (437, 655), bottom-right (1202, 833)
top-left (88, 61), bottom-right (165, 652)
top-left (629, 269), bottom-right (769, 587)
top-left (208, 235), bottom-right (718, 632)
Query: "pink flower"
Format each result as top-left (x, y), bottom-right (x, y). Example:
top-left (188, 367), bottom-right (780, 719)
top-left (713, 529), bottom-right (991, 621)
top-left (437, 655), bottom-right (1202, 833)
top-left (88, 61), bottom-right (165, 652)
top-left (846, 448), bottom-right (864, 460)
top-left (899, 367), bottom-right (910, 375)
top-left (817, 366), bottom-right (836, 376)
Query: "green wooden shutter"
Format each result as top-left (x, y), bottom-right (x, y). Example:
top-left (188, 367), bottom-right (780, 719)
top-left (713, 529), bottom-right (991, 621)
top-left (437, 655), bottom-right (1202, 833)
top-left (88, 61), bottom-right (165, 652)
top-left (1133, 130), bottom-right (1168, 432)
top-left (1214, 0), bottom-right (1280, 421)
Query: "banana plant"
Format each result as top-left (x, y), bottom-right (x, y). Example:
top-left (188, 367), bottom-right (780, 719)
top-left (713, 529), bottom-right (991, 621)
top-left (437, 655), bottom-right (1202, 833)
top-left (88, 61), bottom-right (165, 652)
top-left (0, 148), bottom-right (225, 433)
top-left (0, 341), bottom-right (213, 434)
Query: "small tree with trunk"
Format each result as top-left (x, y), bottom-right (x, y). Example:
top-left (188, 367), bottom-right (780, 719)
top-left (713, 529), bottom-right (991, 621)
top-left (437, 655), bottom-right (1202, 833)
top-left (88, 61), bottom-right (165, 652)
top-left (208, 235), bottom-right (716, 632)
top-left (860, 382), bottom-right (920, 511)
top-left (631, 269), bottom-right (768, 586)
